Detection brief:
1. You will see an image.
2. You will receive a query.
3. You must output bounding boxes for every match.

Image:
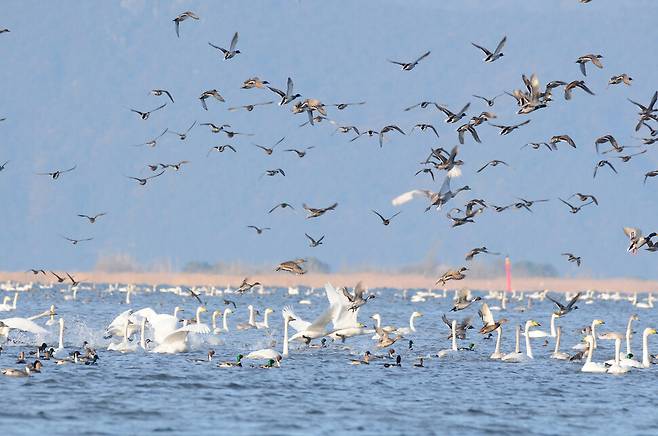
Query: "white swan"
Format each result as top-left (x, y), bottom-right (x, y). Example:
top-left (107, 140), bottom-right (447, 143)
top-left (490, 326), bottom-right (504, 359)
top-left (641, 328), bottom-right (657, 368)
top-left (635, 293), bottom-right (654, 309)
top-left (370, 313), bottom-right (397, 339)
top-left (550, 326), bottom-right (569, 360)
top-left (236, 305), bottom-right (258, 330)
top-left (52, 318), bottom-right (67, 358)
top-left (0, 293), bottom-right (18, 312)
top-left (501, 325), bottom-right (522, 362)
top-left (599, 333), bottom-right (629, 375)
top-left (285, 302), bottom-right (338, 344)
top-left (0, 313), bottom-right (48, 339)
top-left (255, 308), bottom-right (274, 329)
top-left (151, 309), bottom-right (209, 354)
top-left (244, 311), bottom-right (294, 364)
top-left (528, 313), bottom-right (557, 338)
top-left (437, 320), bottom-right (458, 358)
top-left (45, 305), bottom-right (57, 326)
top-left (581, 336), bottom-right (607, 373)
top-left (573, 319), bottom-right (604, 350)
top-left (212, 308), bottom-right (233, 334)
top-left (108, 318), bottom-right (139, 353)
top-left (395, 312), bottom-right (423, 336)
top-left (502, 320), bottom-right (540, 362)
top-left (607, 314), bottom-right (643, 368)
top-left (134, 306), bottom-right (184, 344)
top-left (104, 309), bottom-right (137, 338)
top-left (324, 283), bottom-right (373, 341)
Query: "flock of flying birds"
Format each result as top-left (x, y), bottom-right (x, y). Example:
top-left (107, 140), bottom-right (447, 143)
top-left (2, 4), bottom-right (658, 377)
top-left (2, 6), bottom-right (657, 288)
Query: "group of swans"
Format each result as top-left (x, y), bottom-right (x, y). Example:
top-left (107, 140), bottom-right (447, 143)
top-left (104, 306), bottom-right (211, 354)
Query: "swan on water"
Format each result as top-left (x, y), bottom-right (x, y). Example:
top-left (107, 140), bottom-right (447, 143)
top-left (599, 333), bottom-right (629, 375)
top-left (550, 326), bottom-right (570, 360)
top-left (324, 283), bottom-right (373, 341)
top-left (581, 336), bottom-right (606, 373)
top-left (395, 312), bottom-right (423, 336)
top-left (284, 296), bottom-right (339, 344)
top-left (0, 293), bottom-right (18, 312)
top-left (573, 319), bottom-right (604, 350)
top-left (490, 326), bottom-right (504, 359)
top-left (236, 305), bottom-right (258, 330)
top-left (255, 308), bottom-right (274, 329)
top-left (528, 313), bottom-right (558, 338)
top-left (151, 308), bottom-right (210, 354)
top-left (641, 328), bottom-right (657, 368)
top-left (437, 320), bottom-right (458, 358)
top-left (244, 311), bottom-right (295, 362)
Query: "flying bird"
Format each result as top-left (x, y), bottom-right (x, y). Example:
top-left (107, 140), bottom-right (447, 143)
top-left (199, 90), bottom-right (225, 110)
top-left (547, 292), bottom-right (582, 316)
top-left (303, 203), bottom-right (337, 218)
top-left (471, 36), bottom-right (507, 62)
top-left (576, 54), bottom-right (603, 76)
top-left (562, 253), bottom-right (582, 267)
top-left (169, 121), bottom-right (197, 140)
top-left (253, 137), bottom-right (285, 155)
top-left (127, 170), bottom-right (165, 186)
top-left (247, 226), bottom-right (270, 235)
top-left (593, 160), bottom-right (617, 178)
top-left (37, 165), bottom-right (76, 180)
top-left (132, 128), bottom-right (168, 148)
top-left (305, 234), bottom-right (325, 247)
top-left (268, 77), bottom-right (301, 105)
top-left (477, 160), bottom-right (508, 173)
top-left (130, 103), bottom-right (166, 120)
top-left (559, 198), bottom-right (594, 214)
top-left (564, 80), bottom-right (595, 100)
top-left (77, 213), bottom-right (106, 223)
top-left (372, 210), bottom-right (401, 226)
top-left (228, 101), bottom-right (273, 112)
top-left (173, 11), bottom-right (199, 38)
top-left (61, 235), bottom-right (93, 245)
top-left (150, 89), bottom-right (174, 103)
top-left (207, 145), bottom-right (237, 156)
top-left (208, 32), bottom-right (241, 60)
top-left (388, 50), bottom-right (431, 71)
top-left (489, 119), bottom-right (530, 135)
top-left (268, 203), bottom-right (294, 213)
top-left (472, 93), bottom-right (504, 106)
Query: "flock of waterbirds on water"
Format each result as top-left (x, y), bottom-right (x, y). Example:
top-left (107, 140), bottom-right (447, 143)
top-left (2, 3), bottom-right (658, 377)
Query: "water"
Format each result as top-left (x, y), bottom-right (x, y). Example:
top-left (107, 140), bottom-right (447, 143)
top-left (1, 284), bottom-right (656, 435)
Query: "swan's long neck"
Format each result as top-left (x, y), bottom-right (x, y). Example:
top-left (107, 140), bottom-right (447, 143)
top-left (591, 321), bottom-right (598, 349)
top-left (283, 317), bottom-right (290, 357)
top-left (212, 312), bottom-right (219, 330)
top-left (626, 318), bottom-right (635, 355)
top-left (12, 292), bottom-right (18, 309)
top-left (126, 289), bottom-right (131, 305)
top-left (140, 318), bottom-right (146, 349)
top-left (73, 288), bottom-right (78, 299)
top-left (586, 338), bottom-right (594, 363)
top-left (409, 314), bottom-right (416, 332)
top-left (524, 321), bottom-right (533, 358)
top-left (614, 338), bottom-right (621, 366)
top-left (451, 321), bottom-right (457, 351)
top-left (58, 319), bottom-right (64, 349)
top-left (223, 309), bottom-right (230, 331)
top-left (248, 306), bottom-right (255, 326)
top-left (264, 310), bottom-right (270, 329)
top-left (550, 314), bottom-right (556, 337)
top-left (514, 326), bottom-right (520, 354)
top-left (122, 320), bottom-right (130, 344)
top-left (642, 331), bottom-right (651, 367)
top-left (494, 326), bottom-right (502, 353)
top-left (196, 308), bottom-right (203, 324)
top-left (554, 327), bottom-right (561, 353)
top-left (374, 315), bottom-right (381, 329)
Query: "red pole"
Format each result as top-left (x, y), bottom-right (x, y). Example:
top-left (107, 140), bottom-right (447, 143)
top-left (505, 256), bottom-right (511, 292)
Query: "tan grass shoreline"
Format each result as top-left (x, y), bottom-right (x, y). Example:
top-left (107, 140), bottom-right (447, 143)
top-left (2, 271), bottom-right (657, 293)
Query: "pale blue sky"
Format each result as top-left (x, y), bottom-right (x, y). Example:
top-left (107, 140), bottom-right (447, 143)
top-left (1, 1), bottom-right (657, 277)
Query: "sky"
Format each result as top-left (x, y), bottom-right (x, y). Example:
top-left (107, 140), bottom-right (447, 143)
top-left (0, 0), bottom-right (657, 278)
